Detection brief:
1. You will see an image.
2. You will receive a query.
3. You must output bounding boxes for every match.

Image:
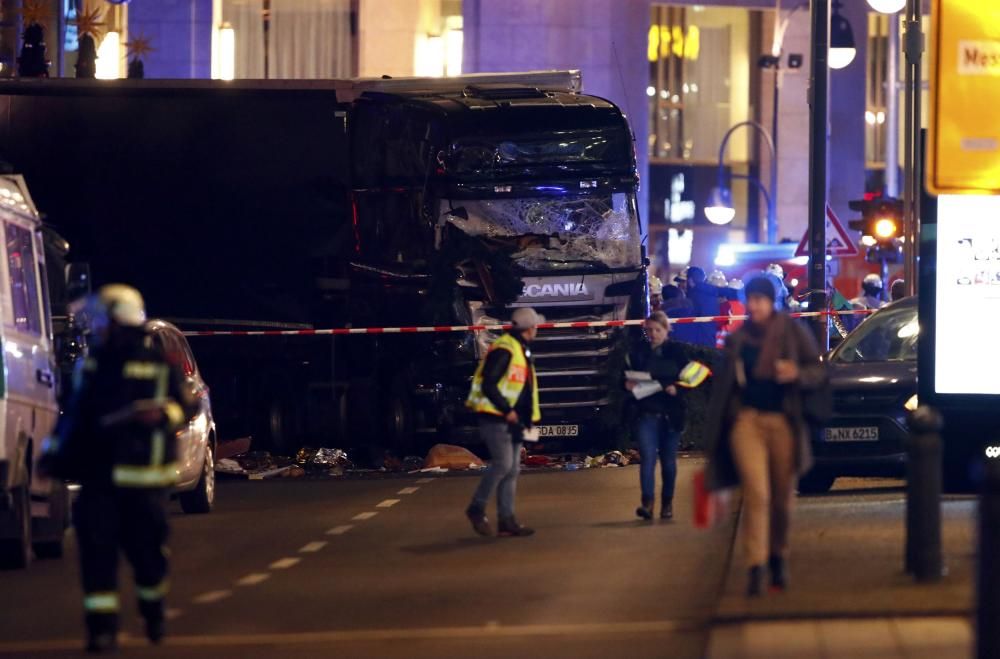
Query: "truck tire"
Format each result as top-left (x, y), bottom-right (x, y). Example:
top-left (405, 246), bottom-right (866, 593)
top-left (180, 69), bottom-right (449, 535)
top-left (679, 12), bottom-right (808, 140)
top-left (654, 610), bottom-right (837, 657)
top-left (180, 442), bottom-right (216, 514)
top-left (32, 482), bottom-right (69, 559)
top-left (385, 376), bottom-right (415, 456)
top-left (797, 470), bottom-right (836, 495)
top-left (0, 485), bottom-right (32, 569)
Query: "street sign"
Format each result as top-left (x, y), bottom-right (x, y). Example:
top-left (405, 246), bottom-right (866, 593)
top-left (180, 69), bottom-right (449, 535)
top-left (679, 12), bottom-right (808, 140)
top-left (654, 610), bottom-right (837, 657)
top-left (794, 205), bottom-right (859, 257)
top-left (928, 0), bottom-right (1000, 195)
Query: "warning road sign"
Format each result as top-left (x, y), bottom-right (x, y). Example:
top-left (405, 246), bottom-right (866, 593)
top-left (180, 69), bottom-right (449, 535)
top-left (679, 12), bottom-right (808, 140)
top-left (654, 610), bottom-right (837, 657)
top-left (795, 205), bottom-right (859, 257)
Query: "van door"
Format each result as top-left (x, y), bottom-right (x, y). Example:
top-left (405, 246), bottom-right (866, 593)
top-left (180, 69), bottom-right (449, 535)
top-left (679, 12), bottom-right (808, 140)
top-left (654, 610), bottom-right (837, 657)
top-left (2, 217), bottom-right (58, 497)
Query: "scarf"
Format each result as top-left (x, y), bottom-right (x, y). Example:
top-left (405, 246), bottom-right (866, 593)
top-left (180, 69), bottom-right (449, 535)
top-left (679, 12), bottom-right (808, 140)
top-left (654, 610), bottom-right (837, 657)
top-left (742, 313), bottom-right (790, 380)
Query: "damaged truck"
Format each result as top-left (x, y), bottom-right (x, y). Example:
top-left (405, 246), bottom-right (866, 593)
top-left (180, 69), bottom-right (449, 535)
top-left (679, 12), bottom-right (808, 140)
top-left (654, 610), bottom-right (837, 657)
top-left (0, 71), bottom-right (648, 455)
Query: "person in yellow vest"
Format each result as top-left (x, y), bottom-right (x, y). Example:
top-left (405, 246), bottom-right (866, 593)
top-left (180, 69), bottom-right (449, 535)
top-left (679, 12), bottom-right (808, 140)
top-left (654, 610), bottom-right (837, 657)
top-left (465, 307), bottom-right (543, 537)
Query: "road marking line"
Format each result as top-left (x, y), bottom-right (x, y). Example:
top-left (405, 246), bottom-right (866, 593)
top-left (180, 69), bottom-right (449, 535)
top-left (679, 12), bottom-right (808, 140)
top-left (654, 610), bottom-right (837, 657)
top-left (193, 590), bottom-right (232, 604)
top-left (236, 573), bottom-right (270, 587)
top-left (352, 512), bottom-right (378, 520)
top-left (397, 487), bottom-right (419, 495)
top-left (416, 478), bottom-right (435, 484)
top-left (376, 499), bottom-right (400, 508)
top-left (299, 541), bottom-right (327, 553)
top-left (270, 557), bottom-right (301, 570)
top-left (326, 524), bottom-right (354, 535)
top-left (165, 608), bottom-right (184, 620)
top-left (0, 620), bottom-right (696, 652)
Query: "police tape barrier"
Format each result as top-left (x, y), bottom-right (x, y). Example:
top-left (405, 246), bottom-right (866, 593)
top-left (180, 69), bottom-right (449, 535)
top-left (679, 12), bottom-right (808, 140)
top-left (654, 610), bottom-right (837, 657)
top-left (181, 309), bottom-right (874, 338)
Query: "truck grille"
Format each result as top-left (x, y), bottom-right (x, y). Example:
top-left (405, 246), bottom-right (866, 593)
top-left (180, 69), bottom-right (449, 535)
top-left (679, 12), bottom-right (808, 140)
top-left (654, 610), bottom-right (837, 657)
top-left (529, 304), bottom-right (623, 411)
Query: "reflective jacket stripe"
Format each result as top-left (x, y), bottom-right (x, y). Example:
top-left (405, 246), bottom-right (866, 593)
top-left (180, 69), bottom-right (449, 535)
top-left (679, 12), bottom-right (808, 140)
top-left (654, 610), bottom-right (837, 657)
top-left (112, 463), bottom-right (178, 488)
top-left (84, 592), bottom-right (120, 613)
top-left (137, 580), bottom-right (170, 601)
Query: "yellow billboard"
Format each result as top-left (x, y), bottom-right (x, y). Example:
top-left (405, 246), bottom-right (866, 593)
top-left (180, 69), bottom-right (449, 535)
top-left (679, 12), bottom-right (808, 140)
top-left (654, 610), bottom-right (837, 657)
top-left (928, 0), bottom-right (1000, 194)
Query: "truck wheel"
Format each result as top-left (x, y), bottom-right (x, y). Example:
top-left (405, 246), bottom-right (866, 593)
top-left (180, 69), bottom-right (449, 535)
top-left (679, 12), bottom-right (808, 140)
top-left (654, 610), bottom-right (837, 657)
top-left (385, 376), bottom-right (415, 456)
top-left (180, 443), bottom-right (216, 514)
top-left (33, 482), bottom-right (68, 559)
top-left (797, 470), bottom-right (836, 495)
top-left (0, 485), bottom-right (32, 569)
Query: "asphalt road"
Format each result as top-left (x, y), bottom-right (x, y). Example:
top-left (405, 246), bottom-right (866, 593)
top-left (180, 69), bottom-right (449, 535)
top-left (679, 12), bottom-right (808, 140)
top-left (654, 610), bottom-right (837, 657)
top-left (0, 458), bottom-right (735, 658)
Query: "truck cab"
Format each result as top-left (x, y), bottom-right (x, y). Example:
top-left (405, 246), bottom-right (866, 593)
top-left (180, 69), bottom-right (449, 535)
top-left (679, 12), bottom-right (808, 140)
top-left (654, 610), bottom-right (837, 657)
top-left (343, 80), bottom-right (647, 450)
top-left (0, 175), bottom-right (65, 569)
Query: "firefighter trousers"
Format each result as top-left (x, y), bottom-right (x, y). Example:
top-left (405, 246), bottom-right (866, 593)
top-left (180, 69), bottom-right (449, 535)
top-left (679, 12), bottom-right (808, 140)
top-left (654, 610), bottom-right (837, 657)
top-left (73, 486), bottom-right (170, 635)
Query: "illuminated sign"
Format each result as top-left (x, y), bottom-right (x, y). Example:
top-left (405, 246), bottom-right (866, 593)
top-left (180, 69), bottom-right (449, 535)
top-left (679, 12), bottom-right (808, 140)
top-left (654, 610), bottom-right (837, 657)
top-left (934, 195), bottom-right (1000, 395)
top-left (928, 0), bottom-right (1000, 194)
top-left (647, 25), bottom-right (700, 62)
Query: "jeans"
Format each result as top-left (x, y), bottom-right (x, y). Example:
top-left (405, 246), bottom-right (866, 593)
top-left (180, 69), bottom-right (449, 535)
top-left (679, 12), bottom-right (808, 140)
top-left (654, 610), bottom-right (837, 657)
top-left (637, 414), bottom-right (680, 503)
top-left (470, 418), bottom-right (523, 518)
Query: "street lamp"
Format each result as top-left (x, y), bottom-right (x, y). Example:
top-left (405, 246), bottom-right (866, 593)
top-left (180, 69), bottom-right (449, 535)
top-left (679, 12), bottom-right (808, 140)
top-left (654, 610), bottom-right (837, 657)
top-left (866, 0), bottom-right (905, 13)
top-left (829, 0), bottom-right (857, 70)
top-left (706, 121), bottom-right (776, 240)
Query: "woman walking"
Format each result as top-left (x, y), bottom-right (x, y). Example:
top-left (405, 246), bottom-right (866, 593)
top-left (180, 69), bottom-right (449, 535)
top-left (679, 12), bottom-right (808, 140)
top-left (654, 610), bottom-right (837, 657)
top-left (625, 312), bottom-right (688, 521)
top-left (704, 277), bottom-right (827, 596)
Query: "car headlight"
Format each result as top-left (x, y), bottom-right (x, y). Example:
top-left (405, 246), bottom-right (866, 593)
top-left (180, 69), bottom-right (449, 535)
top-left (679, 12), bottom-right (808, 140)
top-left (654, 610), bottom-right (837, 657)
top-left (904, 394), bottom-right (918, 411)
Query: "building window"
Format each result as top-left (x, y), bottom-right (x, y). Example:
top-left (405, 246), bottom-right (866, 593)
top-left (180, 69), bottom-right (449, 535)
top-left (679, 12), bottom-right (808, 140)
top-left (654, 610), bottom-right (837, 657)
top-left (865, 13), bottom-right (890, 169)
top-left (648, 5), bottom-right (755, 163)
top-left (213, 0), bottom-right (356, 79)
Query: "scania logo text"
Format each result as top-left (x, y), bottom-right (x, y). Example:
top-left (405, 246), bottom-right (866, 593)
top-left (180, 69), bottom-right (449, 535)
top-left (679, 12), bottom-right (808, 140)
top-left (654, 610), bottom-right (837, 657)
top-left (523, 283), bottom-right (589, 298)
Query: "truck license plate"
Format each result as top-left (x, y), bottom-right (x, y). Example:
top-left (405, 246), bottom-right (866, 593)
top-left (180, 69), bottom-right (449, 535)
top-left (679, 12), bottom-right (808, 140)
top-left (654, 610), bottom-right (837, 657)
top-left (537, 425), bottom-right (579, 438)
top-left (824, 426), bottom-right (879, 442)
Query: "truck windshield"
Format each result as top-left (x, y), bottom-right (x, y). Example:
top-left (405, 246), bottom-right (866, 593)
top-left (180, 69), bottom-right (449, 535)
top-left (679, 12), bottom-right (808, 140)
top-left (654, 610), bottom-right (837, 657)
top-left (442, 192), bottom-right (641, 271)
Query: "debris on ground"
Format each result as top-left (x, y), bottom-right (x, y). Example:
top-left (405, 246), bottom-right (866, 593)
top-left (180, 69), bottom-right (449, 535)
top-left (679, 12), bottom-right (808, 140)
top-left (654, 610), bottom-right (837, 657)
top-left (423, 444), bottom-right (486, 470)
top-left (215, 458), bottom-right (246, 475)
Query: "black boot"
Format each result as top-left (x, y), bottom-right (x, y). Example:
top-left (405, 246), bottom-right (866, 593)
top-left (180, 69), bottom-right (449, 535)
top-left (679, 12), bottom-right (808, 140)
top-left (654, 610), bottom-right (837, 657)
top-left (636, 498), bottom-right (653, 520)
top-left (660, 498), bottom-right (673, 520)
top-left (498, 515), bottom-right (535, 537)
top-left (465, 504), bottom-right (492, 537)
top-left (139, 600), bottom-right (165, 645)
top-left (85, 614), bottom-right (118, 654)
top-left (768, 555), bottom-right (787, 593)
top-left (746, 565), bottom-right (764, 598)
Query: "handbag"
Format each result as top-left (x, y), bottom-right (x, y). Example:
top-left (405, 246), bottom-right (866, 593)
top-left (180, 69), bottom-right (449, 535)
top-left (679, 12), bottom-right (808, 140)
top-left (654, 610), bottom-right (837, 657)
top-left (692, 468), bottom-right (730, 529)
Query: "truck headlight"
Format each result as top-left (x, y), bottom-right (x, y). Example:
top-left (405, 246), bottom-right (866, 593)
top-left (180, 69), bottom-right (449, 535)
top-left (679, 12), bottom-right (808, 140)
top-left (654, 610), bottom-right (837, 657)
top-left (904, 394), bottom-right (918, 411)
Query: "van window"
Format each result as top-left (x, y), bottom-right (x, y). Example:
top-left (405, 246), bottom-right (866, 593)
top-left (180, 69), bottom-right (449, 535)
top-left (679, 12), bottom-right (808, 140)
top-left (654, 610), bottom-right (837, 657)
top-left (5, 222), bottom-right (42, 335)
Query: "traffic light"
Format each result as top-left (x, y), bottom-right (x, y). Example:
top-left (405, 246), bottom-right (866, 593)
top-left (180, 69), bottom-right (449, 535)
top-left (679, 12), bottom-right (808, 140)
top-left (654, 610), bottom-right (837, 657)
top-left (848, 196), bottom-right (903, 246)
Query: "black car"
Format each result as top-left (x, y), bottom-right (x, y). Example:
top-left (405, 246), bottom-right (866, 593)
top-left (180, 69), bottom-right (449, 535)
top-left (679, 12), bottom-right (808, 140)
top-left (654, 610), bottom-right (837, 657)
top-left (798, 297), bottom-right (918, 494)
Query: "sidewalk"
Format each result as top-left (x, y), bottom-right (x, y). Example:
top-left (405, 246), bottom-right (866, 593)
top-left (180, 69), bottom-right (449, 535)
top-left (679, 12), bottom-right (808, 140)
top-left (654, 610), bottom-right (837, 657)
top-left (706, 479), bottom-right (977, 658)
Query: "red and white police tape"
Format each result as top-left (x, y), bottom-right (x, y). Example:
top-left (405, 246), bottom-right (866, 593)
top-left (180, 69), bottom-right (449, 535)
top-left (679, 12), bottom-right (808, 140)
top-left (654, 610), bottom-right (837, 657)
top-left (181, 309), bottom-right (873, 338)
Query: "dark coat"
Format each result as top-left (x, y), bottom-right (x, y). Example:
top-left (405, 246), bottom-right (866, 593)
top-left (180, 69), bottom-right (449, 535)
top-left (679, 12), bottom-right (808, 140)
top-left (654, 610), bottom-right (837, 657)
top-left (625, 341), bottom-right (688, 432)
top-left (703, 314), bottom-right (827, 491)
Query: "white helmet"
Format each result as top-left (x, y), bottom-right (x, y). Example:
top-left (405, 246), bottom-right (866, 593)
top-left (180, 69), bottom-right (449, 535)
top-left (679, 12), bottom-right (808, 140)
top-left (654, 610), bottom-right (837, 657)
top-left (648, 275), bottom-right (663, 296)
top-left (727, 278), bottom-right (744, 290)
top-left (98, 284), bottom-right (147, 327)
top-left (766, 263), bottom-right (785, 280)
top-left (707, 270), bottom-right (727, 287)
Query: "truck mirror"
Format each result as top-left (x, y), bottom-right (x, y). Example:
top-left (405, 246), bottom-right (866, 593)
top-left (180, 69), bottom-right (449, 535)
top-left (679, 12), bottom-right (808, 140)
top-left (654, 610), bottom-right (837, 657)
top-left (65, 262), bottom-right (92, 302)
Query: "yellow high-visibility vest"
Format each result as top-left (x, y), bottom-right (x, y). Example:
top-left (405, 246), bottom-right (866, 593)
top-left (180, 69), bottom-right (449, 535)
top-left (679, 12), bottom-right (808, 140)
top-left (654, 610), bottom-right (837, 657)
top-left (466, 333), bottom-right (541, 423)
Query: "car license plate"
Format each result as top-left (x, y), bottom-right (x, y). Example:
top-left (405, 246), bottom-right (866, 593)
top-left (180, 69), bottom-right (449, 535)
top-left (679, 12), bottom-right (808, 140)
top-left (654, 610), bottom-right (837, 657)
top-left (824, 426), bottom-right (879, 442)
top-left (537, 425), bottom-right (579, 438)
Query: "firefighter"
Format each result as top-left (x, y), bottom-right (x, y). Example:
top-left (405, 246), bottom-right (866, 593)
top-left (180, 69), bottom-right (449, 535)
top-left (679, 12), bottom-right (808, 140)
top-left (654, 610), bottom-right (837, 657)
top-left (39, 285), bottom-right (197, 653)
top-left (464, 307), bottom-right (542, 538)
top-left (850, 274), bottom-right (886, 310)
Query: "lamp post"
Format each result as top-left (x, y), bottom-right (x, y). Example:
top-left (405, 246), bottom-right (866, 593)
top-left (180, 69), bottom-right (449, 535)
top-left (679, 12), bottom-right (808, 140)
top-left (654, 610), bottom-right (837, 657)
top-left (808, 0), bottom-right (831, 349)
top-left (707, 121), bottom-right (777, 241)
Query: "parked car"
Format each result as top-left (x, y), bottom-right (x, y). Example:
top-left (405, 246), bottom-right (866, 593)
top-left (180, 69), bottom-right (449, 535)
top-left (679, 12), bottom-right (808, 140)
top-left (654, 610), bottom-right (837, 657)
top-left (145, 320), bottom-right (217, 514)
top-left (798, 297), bottom-right (918, 494)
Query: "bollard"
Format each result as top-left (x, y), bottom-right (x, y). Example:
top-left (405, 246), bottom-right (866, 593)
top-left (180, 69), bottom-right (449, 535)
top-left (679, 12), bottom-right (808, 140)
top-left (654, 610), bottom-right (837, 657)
top-left (904, 406), bottom-right (944, 581)
top-left (977, 452), bottom-right (1000, 659)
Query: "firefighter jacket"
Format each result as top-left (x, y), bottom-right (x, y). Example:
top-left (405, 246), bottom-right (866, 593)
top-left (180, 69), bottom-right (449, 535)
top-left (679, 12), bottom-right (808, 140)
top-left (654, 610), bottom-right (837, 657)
top-left (49, 327), bottom-right (198, 489)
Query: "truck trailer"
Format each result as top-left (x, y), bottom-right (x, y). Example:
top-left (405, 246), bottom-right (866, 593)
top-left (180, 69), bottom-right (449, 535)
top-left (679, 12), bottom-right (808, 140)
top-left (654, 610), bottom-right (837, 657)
top-left (0, 72), bottom-right (648, 456)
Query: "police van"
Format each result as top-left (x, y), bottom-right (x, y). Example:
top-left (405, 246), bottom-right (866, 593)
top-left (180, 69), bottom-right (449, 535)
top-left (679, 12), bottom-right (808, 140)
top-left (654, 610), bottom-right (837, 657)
top-left (0, 175), bottom-right (65, 569)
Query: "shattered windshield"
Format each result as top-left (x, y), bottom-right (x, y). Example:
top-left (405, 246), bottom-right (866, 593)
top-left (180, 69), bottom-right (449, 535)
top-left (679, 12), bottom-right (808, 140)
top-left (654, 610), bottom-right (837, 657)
top-left (442, 192), bottom-right (642, 271)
